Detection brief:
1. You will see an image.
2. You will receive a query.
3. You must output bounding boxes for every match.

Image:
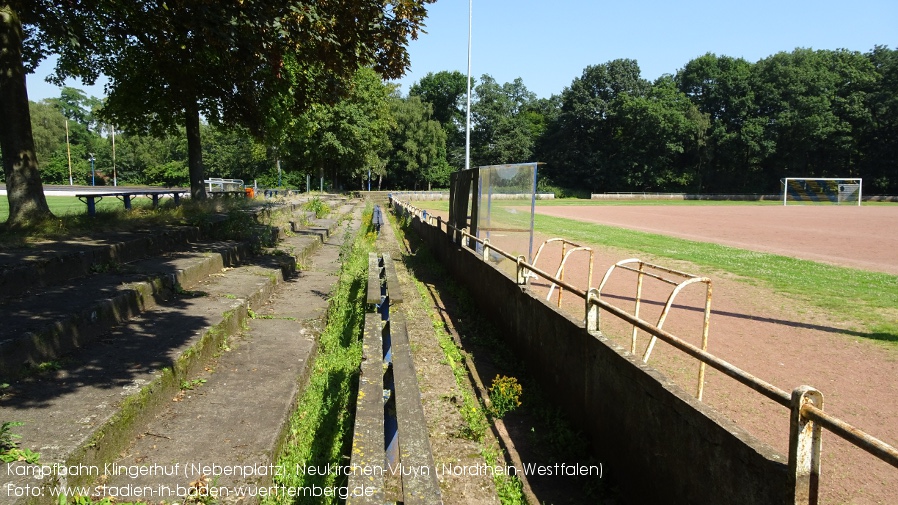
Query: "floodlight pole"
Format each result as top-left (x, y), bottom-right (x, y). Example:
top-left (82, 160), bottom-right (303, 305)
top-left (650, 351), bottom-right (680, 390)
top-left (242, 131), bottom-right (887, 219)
top-left (465, 0), bottom-right (472, 172)
top-left (66, 120), bottom-right (74, 186)
top-left (89, 153), bottom-right (96, 186)
top-left (112, 126), bottom-right (117, 186)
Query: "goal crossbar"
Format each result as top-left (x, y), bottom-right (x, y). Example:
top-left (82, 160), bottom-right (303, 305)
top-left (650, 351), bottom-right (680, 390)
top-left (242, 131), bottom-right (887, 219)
top-left (781, 178), bottom-right (862, 206)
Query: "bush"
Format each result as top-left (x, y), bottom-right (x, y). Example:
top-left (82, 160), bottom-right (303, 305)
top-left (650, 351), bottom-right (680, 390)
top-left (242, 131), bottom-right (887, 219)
top-left (489, 375), bottom-right (522, 418)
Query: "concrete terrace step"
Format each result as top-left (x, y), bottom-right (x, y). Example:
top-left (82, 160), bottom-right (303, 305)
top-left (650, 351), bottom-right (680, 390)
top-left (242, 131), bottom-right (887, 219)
top-left (0, 195), bottom-right (338, 301)
top-left (0, 199), bottom-right (340, 378)
top-left (98, 207), bottom-right (362, 504)
top-left (0, 198), bottom-right (359, 505)
top-left (0, 241), bottom-right (255, 379)
top-left (0, 226), bottom-right (208, 301)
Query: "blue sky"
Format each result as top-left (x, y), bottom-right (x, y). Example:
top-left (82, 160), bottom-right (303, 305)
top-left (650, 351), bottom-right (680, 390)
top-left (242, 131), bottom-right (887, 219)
top-left (26, 0), bottom-right (898, 102)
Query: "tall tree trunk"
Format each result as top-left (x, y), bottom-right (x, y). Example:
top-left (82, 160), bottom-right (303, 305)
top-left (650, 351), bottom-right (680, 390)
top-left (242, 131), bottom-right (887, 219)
top-left (185, 101), bottom-right (206, 199)
top-left (0, 6), bottom-right (53, 226)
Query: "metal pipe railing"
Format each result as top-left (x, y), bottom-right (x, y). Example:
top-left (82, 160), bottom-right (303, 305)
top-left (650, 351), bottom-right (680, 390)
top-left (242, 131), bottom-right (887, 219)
top-left (802, 404), bottom-right (898, 469)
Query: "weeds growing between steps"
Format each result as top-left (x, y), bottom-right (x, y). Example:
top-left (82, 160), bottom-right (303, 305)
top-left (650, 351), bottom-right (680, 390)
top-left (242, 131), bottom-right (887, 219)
top-left (264, 205), bottom-right (375, 505)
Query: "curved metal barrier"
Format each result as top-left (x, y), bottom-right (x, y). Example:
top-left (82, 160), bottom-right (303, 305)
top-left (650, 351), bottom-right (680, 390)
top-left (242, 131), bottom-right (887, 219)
top-left (596, 258), bottom-right (712, 399)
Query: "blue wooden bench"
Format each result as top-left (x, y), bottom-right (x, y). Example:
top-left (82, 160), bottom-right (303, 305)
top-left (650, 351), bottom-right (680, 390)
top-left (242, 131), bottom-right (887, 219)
top-left (75, 189), bottom-right (188, 216)
top-left (349, 252), bottom-right (440, 504)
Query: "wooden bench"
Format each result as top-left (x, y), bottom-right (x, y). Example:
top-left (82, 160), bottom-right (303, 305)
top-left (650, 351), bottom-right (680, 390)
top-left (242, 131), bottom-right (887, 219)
top-left (261, 188), bottom-right (298, 198)
top-left (75, 189), bottom-right (188, 216)
top-left (349, 252), bottom-right (441, 504)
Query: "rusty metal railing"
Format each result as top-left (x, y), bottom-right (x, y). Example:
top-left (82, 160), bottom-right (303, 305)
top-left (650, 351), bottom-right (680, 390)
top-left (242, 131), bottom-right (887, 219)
top-left (596, 258), bottom-right (712, 400)
top-left (529, 238), bottom-right (594, 309)
top-left (391, 197), bottom-right (898, 504)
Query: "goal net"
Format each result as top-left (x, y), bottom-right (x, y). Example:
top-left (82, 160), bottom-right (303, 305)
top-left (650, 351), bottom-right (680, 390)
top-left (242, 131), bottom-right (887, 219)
top-left (781, 178), bottom-right (862, 206)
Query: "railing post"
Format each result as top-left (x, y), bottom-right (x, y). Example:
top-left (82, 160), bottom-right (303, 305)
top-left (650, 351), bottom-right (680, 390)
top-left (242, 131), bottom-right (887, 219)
top-left (482, 239), bottom-right (491, 262)
top-left (586, 288), bottom-right (601, 333)
top-left (789, 386), bottom-right (824, 505)
top-left (516, 255), bottom-right (527, 285)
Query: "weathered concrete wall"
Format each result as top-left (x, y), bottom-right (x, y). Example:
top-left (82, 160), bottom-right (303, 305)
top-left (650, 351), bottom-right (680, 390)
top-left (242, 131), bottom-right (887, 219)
top-left (405, 212), bottom-right (790, 505)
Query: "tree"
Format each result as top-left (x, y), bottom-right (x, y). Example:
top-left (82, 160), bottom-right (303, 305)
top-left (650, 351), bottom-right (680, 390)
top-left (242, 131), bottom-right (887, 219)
top-left (387, 94), bottom-right (449, 189)
top-left (84, 1), bottom-right (431, 199)
top-left (541, 59), bottom-right (649, 190)
top-left (471, 75), bottom-right (538, 166)
top-left (862, 46), bottom-right (898, 193)
top-left (752, 48), bottom-right (876, 190)
top-left (285, 68), bottom-right (396, 190)
top-left (2, 0), bottom-right (432, 226)
top-left (114, 130), bottom-right (189, 187)
top-left (29, 100), bottom-right (67, 169)
top-left (409, 70), bottom-right (470, 169)
top-left (609, 75), bottom-right (704, 191)
top-left (1, 4), bottom-right (53, 225)
top-left (677, 53), bottom-right (769, 192)
top-left (202, 125), bottom-right (269, 184)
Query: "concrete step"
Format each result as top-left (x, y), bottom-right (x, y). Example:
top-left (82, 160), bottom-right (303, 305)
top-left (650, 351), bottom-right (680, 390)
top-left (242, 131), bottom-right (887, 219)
top-left (0, 241), bottom-right (255, 379)
top-left (97, 207), bottom-right (363, 503)
top-left (0, 199), bottom-right (330, 379)
top-left (0, 226), bottom-right (207, 301)
top-left (0, 199), bottom-right (360, 505)
top-left (0, 197), bottom-right (314, 302)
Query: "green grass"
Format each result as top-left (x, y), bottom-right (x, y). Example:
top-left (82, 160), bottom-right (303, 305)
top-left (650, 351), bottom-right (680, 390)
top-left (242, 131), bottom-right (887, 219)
top-left (409, 199), bottom-right (898, 345)
top-left (0, 196), bottom-right (273, 250)
top-left (265, 207), bottom-right (374, 505)
top-left (0, 195), bottom-right (156, 221)
top-left (409, 197), bottom-right (897, 209)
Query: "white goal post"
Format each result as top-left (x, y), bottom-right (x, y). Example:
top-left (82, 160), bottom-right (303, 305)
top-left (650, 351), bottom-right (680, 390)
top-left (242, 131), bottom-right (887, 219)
top-left (781, 178), bottom-right (862, 206)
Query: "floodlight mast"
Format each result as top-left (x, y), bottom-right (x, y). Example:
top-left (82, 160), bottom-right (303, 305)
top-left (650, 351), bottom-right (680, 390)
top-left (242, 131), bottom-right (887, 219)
top-left (465, 0), bottom-right (472, 172)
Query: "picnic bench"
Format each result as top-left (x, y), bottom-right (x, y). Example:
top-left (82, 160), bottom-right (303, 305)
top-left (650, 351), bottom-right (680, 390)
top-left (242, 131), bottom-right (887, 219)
top-left (75, 189), bottom-right (188, 216)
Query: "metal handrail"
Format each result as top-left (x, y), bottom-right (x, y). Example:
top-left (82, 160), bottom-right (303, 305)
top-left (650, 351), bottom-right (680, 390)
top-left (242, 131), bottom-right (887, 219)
top-left (802, 404), bottom-right (898, 469)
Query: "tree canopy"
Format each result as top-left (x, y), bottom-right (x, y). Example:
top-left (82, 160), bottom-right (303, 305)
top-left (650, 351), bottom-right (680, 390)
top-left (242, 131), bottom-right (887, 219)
top-left (5, 25), bottom-right (896, 211)
top-left (1, 0), bottom-right (432, 226)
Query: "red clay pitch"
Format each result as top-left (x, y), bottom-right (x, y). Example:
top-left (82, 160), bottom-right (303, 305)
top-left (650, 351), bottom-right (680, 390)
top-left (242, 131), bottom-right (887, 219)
top-left (534, 204), bottom-right (898, 275)
top-left (416, 201), bottom-right (898, 505)
top-left (528, 203), bottom-right (898, 505)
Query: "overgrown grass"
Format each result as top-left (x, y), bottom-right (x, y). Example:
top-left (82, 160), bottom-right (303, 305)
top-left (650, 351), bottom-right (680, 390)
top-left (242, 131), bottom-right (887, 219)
top-left (394, 219), bottom-right (525, 505)
top-left (265, 207), bottom-right (374, 505)
top-left (410, 199), bottom-right (898, 344)
top-left (301, 196), bottom-right (332, 218)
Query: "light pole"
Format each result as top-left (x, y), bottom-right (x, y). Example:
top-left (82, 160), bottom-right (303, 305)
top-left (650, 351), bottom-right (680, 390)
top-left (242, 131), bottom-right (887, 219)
top-left (465, 0), bottom-right (473, 172)
top-left (88, 153), bottom-right (96, 186)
